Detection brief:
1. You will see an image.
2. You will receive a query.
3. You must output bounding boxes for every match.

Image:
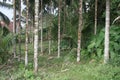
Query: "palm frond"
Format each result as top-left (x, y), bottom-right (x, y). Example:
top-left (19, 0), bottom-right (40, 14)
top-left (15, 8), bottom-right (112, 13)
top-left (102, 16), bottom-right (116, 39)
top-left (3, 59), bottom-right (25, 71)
top-left (0, 30), bottom-right (13, 63)
top-left (0, 32), bottom-right (13, 52)
top-left (0, 1), bottom-right (13, 9)
top-left (112, 16), bottom-right (120, 24)
top-left (0, 11), bottom-right (10, 25)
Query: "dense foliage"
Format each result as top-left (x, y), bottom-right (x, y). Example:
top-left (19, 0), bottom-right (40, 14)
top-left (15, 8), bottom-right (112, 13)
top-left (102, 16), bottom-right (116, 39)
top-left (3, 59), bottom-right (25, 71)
top-left (0, 27), bottom-right (13, 63)
top-left (0, 0), bottom-right (120, 79)
top-left (87, 25), bottom-right (120, 58)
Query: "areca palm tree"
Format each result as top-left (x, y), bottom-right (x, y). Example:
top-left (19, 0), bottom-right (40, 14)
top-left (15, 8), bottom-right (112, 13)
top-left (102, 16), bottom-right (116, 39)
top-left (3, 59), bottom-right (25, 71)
top-left (94, 0), bottom-right (98, 35)
top-left (40, 0), bottom-right (43, 54)
top-left (34, 0), bottom-right (39, 73)
top-left (18, 0), bottom-right (21, 61)
top-left (48, 0), bottom-right (53, 55)
top-left (58, 0), bottom-right (61, 58)
top-left (77, 0), bottom-right (83, 62)
top-left (13, 0), bottom-right (17, 58)
top-left (104, 0), bottom-right (110, 64)
top-left (25, 0), bottom-right (29, 67)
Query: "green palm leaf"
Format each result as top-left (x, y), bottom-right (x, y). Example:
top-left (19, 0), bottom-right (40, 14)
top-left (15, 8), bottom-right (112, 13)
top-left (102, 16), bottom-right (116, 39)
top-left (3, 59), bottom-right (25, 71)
top-left (0, 11), bottom-right (10, 25)
top-left (0, 1), bottom-right (13, 9)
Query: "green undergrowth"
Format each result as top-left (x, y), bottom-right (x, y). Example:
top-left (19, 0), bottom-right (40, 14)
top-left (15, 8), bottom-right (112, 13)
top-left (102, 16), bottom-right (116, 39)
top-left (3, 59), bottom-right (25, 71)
top-left (1, 37), bottom-right (120, 80)
top-left (0, 54), bottom-right (120, 80)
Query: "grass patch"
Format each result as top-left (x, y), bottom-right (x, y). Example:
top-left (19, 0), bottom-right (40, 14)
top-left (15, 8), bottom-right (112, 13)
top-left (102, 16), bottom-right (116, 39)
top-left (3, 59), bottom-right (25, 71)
top-left (0, 54), bottom-right (120, 80)
top-left (0, 42), bottom-right (120, 80)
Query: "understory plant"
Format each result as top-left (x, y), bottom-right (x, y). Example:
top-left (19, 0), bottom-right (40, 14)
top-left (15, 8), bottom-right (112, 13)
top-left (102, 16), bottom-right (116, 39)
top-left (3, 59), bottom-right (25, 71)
top-left (86, 25), bottom-right (120, 61)
top-left (0, 27), bottom-right (13, 63)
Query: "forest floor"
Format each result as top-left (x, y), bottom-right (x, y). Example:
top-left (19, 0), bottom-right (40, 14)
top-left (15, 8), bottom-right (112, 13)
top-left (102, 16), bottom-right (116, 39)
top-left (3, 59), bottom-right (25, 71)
top-left (0, 42), bottom-right (120, 80)
top-left (0, 54), bottom-right (120, 80)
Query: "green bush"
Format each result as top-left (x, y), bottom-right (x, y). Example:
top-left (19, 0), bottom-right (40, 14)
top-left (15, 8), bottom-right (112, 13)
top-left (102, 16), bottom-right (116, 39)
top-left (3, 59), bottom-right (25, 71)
top-left (0, 29), bottom-right (13, 63)
top-left (86, 25), bottom-right (120, 59)
top-left (109, 55), bottom-right (120, 67)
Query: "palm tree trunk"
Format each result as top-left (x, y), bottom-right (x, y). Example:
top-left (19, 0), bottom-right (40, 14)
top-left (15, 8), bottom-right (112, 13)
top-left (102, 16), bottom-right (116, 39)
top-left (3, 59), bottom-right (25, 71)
top-left (58, 0), bottom-right (61, 58)
top-left (77, 0), bottom-right (83, 62)
top-left (63, 0), bottom-right (66, 35)
top-left (32, 14), bottom-right (35, 46)
top-left (48, 26), bottom-right (51, 55)
top-left (104, 0), bottom-right (110, 64)
top-left (40, 0), bottom-right (43, 54)
top-left (18, 0), bottom-right (21, 61)
top-left (34, 0), bottom-right (39, 73)
top-left (94, 0), bottom-right (98, 35)
top-left (48, 0), bottom-right (53, 55)
top-left (13, 0), bottom-right (16, 58)
top-left (25, 0), bottom-right (29, 67)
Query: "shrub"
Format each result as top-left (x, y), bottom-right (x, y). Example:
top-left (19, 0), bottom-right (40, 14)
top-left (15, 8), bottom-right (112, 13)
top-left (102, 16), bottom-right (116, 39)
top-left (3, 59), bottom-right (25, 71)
top-left (86, 25), bottom-right (120, 60)
top-left (0, 29), bottom-right (13, 63)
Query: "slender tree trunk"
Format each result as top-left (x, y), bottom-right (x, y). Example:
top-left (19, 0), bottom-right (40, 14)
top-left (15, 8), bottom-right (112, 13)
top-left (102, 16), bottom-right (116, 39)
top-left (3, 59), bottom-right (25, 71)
top-left (32, 14), bottom-right (35, 46)
top-left (29, 17), bottom-right (32, 43)
top-left (77, 0), bottom-right (83, 62)
top-left (18, 0), bottom-right (21, 61)
top-left (34, 0), bottom-right (39, 73)
top-left (48, 24), bottom-right (51, 55)
top-left (63, 0), bottom-right (66, 35)
top-left (58, 0), bottom-right (61, 58)
top-left (25, 0), bottom-right (29, 67)
top-left (104, 0), bottom-right (110, 64)
top-left (71, 0), bottom-right (73, 6)
top-left (48, 0), bottom-right (52, 55)
top-left (48, 17), bottom-right (50, 55)
top-left (94, 0), bottom-right (98, 35)
top-left (13, 0), bottom-right (16, 58)
top-left (40, 0), bottom-right (43, 54)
